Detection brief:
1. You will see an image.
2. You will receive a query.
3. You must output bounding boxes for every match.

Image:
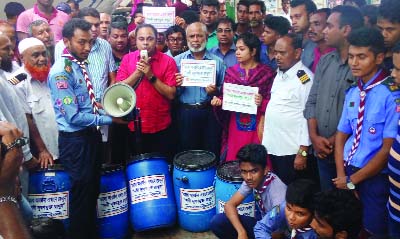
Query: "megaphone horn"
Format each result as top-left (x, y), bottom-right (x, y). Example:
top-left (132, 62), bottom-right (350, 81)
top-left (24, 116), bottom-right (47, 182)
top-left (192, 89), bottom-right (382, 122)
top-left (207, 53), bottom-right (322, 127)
top-left (102, 83), bottom-right (136, 117)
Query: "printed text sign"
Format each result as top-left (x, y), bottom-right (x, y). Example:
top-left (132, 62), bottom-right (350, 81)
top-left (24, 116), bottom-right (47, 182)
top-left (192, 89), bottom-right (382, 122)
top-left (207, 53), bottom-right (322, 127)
top-left (181, 59), bottom-right (217, 87)
top-left (28, 191), bottom-right (69, 219)
top-left (129, 175), bottom-right (167, 204)
top-left (143, 7), bottom-right (175, 32)
top-left (222, 83), bottom-right (258, 114)
top-left (180, 186), bottom-right (215, 212)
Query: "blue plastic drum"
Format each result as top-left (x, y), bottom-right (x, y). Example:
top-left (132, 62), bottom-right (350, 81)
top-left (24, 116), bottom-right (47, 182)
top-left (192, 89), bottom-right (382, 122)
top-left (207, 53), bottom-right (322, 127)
top-left (126, 153), bottom-right (176, 231)
top-left (215, 161), bottom-right (255, 217)
top-left (28, 164), bottom-right (71, 228)
top-left (173, 150), bottom-right (217, 232)
top-left (96, 164), bottom-right (129, 239)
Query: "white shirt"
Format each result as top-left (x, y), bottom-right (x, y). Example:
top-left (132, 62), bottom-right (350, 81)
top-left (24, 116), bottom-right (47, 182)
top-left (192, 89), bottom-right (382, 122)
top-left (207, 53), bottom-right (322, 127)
top-left (262, 61), bottom-right (313, 156)
top-left (0, 70), bottom-right (32, 161)
top-left (12, 67), bottom-right (59, 159)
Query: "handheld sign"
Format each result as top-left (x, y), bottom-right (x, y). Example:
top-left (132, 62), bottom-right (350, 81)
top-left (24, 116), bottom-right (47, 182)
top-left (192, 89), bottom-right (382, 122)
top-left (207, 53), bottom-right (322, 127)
top-left (222, 83), bottom-right (259, 115)
top-left (180, 59), bottom-right (217, 87)
top-left (143, 7), bottom-right (175, 32)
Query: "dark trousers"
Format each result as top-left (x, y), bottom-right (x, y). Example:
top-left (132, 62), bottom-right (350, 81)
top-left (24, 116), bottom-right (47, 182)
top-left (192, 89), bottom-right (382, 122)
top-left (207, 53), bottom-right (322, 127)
top-left (177, 105), bottom-right (221, 159)
top-left (269, 154), bottom-right (319, 186)
top-left (128, 126), bottom-right (174, 163)
top-left (210, 213), bottom-right (257, 239)
top-left (316, 153), bottom-right (336, 191)
top-left (59, 129), bottom-right (101, 239)
top-left (346, 166), bottom-right (389, 236)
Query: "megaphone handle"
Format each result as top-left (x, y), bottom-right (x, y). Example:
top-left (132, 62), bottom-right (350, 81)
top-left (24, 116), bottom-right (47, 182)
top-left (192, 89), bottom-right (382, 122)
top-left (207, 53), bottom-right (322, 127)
top-left (134, 108), bottom-right (143, 154)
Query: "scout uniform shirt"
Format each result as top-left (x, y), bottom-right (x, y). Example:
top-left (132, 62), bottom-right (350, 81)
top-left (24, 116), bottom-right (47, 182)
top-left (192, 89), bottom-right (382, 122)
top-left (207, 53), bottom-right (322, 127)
top-left (254, 201), bottom-right (317, 239)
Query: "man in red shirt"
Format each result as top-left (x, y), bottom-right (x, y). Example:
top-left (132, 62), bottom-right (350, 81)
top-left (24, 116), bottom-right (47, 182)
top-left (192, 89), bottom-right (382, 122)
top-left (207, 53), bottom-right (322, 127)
top-left (116, 24), bottom-right (177, 158)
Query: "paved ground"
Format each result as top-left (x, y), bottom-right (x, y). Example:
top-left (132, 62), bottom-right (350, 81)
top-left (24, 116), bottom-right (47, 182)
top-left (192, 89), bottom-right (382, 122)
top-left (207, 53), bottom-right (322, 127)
top-left (131, 226), bottom-right (218, 239)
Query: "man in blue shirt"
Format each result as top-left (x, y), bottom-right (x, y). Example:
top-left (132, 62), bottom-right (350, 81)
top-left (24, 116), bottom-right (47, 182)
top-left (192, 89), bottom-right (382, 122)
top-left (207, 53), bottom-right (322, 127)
top-left (54, 7), bottom-right (117, 101)
top-left (48, 19), bottom-right (124, 239)
top-left (210, 17), bottom-right (237, 68)
top-left (174, 22), bottom-right (225, 158)
top-left (333, 27), bottom-right (397, 238)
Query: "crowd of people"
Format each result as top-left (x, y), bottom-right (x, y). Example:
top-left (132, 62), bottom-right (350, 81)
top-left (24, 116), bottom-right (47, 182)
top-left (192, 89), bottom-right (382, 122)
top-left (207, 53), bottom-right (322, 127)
top-left (0, 0), bottom-right (400, 238)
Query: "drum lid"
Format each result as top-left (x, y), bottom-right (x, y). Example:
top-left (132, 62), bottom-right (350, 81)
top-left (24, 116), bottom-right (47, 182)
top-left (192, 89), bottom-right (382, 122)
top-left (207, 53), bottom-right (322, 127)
top-left (101, 163), bottom-right (123, 174)
top-left (217, 160), bottom-right (243, 182)
top-left (173, 150), bottom-right (216, 170)
top-left (127, 152), bottom-right (165, 165)
top-left (36, 164), bottom-right (64, 172)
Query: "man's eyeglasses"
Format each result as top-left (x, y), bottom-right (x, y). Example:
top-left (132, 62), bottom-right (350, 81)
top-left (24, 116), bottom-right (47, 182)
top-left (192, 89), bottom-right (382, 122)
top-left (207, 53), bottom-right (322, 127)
top-left (217, 28), bottom-right (233, 33)
top-left (167, 38), bottom-right (184, 43)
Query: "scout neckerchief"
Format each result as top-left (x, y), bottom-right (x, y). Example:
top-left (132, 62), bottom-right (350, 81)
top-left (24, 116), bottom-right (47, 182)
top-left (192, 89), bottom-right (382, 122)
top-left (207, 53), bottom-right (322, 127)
top-left (346, 69), bottom-right (385, 166)
top-left (62, 48), bottom-right (99, 115)
top-left (291, 226), bottom-right (313, 239)
top-left (253, 172), bottom-right (275, 213)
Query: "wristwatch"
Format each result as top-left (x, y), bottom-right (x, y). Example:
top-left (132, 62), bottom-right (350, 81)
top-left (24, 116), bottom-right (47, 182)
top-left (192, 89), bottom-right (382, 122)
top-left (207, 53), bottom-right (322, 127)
top-left (0, 137), bottom-right (29, 156)
top-left (149, 75), bottom-right (157, 83)
top-left (298, 149), bottom-right (308, 157)
top-left (346, 176), bottom-right (355, 190)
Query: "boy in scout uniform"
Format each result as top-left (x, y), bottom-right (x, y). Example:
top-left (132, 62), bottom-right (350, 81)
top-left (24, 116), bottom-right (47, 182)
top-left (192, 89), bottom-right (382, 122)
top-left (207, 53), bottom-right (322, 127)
top-left (254, 179), bottom-right (318, 239)
top-left (333, 27), bottom-right (398, 238)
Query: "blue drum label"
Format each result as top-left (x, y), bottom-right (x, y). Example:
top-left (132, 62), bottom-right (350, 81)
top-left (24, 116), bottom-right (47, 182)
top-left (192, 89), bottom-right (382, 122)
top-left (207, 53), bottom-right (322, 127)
top-left (28, 191), bottom-right (69, 219)
top-left (129, 175), bottom-right (167, 204)
top-left (218, 200), bottom-right (255, 217)
top-left (180, 186), bottom-right (215, 212)
top-left (97, 187), bottom-right (128, 218)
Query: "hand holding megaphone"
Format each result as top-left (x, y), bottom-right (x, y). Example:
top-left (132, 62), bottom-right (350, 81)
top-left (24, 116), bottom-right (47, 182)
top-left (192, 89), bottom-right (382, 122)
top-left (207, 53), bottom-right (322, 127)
top-left (102, 83), bottom-right (136, 118)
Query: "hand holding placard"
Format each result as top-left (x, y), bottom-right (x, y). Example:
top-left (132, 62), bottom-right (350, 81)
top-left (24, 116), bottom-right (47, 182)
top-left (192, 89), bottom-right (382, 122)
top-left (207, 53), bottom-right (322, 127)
top-left (222, 83), bottom-right (259, 114)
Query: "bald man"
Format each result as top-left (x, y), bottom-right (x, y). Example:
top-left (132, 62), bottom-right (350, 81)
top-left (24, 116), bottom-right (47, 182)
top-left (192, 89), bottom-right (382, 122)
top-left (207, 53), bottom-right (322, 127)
top-left (0, 34), bottom-right (36, 224)
top-left (0, 21), bottom-right (21, 73)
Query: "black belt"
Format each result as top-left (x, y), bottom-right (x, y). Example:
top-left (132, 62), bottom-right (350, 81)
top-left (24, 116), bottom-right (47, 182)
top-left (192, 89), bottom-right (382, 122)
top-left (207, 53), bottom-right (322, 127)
top-left (180, 102), bottom-right (210, 109)
top-left (59, 128), bottom-right (97, 137)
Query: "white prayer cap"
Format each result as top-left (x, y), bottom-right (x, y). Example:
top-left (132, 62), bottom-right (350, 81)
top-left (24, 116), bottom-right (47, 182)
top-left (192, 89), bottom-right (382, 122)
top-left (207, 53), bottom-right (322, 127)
top-left (18, 37), bottom-right (45, 54)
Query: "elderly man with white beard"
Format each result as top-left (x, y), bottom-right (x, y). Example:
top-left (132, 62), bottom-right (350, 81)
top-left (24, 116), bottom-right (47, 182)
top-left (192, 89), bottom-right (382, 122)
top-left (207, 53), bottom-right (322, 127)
top-left (174, 22), bottom-right (225, 158)
top-left (11, 37), bottom-right (58, 169)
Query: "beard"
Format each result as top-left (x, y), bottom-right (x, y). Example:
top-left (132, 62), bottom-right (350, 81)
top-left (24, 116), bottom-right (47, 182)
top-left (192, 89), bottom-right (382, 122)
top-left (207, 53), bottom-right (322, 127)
top-left (249, 20), bottom-right (261, 28)
top-left (1, 58), bottom-right (13, 72)
top-left (188, 41), bottom-right (206, 53)
top-left (24, 61), bottom-right (51, 82)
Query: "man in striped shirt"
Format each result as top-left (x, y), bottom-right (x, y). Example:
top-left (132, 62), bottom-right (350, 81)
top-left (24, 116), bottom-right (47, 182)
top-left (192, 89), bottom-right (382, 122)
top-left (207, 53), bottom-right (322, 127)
top-left (388, 42), bottom-right (400, 239)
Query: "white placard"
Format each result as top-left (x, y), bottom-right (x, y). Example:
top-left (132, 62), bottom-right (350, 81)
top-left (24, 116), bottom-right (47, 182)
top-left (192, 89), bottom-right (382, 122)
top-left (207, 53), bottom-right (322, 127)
top-left (97, 187), bottom-right (128, 218)
top-left (264, 0), bottom-right (278, 15)
top-left (129, 175), bottom-right (167, 204)
top-left (218, 200), bottom-right (255, 217)
top-left (28, 191), bottom-right (69, 219)
top-left (222, 83), bottom-right (259, 114)
top-left (180, 59), bottom-right (217, 87)
top-left (180, 186), bottom-right (216, 212)
top-left (143, 7), bottom-right (175, 32)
